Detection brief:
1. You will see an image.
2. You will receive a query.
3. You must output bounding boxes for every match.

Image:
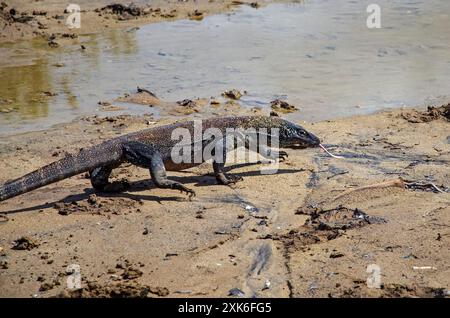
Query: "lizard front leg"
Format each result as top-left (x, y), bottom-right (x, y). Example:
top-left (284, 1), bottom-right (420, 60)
top-left (213, 161), bottom-right (244, 185)
top-left (212, 138), bottom-right (243, 185)
top-left (123, 141), bottom-right (195, 198)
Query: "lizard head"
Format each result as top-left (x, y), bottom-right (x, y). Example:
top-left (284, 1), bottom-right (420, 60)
top-left (277, 118), bottom-right (321, 149)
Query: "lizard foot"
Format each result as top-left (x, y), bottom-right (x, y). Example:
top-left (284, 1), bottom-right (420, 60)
top-left (164, 181), bottom-right (196, 198)
top-left (216, 173), bottom-right (244, 185)
top-left (278, 151), bottom-right (288, 162)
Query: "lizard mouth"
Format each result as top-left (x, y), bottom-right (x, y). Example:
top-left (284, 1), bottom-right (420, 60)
top-left (287, 138), bottom-right (321, 148)
top-left (286, 143), bottom-right (316, 149)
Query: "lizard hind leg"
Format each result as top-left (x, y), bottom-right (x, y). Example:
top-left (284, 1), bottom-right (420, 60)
top-left (90, 165), bottom-right (130, 193)
top-left (122, 141), bottom-right (195, 198)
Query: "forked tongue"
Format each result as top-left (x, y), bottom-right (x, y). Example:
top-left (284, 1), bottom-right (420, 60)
top-left (319, 143), bottom-right (345, 159)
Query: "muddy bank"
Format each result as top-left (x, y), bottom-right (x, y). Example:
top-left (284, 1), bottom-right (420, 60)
top-left (0, 102), bottom-right (448, 297)
top-left (0, 0), bottom-right (278, 43)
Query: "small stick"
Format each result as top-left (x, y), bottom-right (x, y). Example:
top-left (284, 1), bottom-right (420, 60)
top-left (333, 178), bottom-right (405, 201)
top-left (319, 144), bottom-right (345, 159)
top-left (412, 266), bottom-right (437, 271)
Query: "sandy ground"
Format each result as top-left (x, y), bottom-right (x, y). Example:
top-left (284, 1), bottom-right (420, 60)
top-left (0, 98), bottom-right (449, 298)
top-left (1, 0), bottom-right (279, 43)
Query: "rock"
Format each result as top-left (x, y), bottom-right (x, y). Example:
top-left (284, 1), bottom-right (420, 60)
top-left (188, 10), bottom-right (203, 21)
top-left (262, 279), bottom-right (270, 290)
top-left (270, 99), bottom-right (298, 113)
top-left (228, 288), bottom-right (245, 297)
top-left (149, 286), bottom-right (169, 297)
top-left (177, 99), bottom-right (196, 108)
top-left (121, 267), bottom-right (143, 280)
top-left (329, 251), bottom-right (345, 258)
top-left (0, 260), bottom-right (8, 269)
top-left (32, 10), bottom-right (47, 16)
top-left (48, 40), bottom-right (59, 48)
top-left (222, 89), bottom-right (243, 100)
top-left (12, 237), bottom-right (39, 250)
top-left (42, 91), bottom-right (57, 96)
top-left (87, 194), bottom-right (98, 205)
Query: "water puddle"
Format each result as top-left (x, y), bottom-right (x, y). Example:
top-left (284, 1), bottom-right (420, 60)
top-left (1, 0), bottom-right (450, 135)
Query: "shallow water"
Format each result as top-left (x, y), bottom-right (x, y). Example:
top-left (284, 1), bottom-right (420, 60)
top-left (1, 0), bottom-right (450, 135)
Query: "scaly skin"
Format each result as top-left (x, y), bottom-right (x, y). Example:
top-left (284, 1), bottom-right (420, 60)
top-left (0, 116), bottom-right (320, 201)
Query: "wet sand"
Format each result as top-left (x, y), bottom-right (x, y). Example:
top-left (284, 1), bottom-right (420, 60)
top-left (1, 0), bottom-right (276, 43)
top-left (0, 101), bottom-right (448, 298)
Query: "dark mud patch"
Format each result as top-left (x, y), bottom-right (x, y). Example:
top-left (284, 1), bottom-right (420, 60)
top-left (11, 236), bottom-right (40, 250)
top-left (1, 4), bottom-right (35, 24)
top-left (115, 258), bottom-right (144, 280)
top-left (82, 114), bottom-right (155, 128)
top-left (60, 281), bottom-right (169, 298)
top-left (59, 257), bottom-right (168, 298)
top-left (401, 103), bottom-right (450, 123)
top-left (330, 282), bottom-right (448, 298)
top-left (54, 194), bottom-right (143, 216)
top-left (299, 206), bottom-right (387, 230)
top-left (261, 207), bottom-right (386, 252)
top-left (98, 3), bottom-right (153, 20)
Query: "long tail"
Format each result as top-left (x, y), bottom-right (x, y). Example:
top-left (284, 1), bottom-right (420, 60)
top-left (0, 140), bottom-right (123, 202)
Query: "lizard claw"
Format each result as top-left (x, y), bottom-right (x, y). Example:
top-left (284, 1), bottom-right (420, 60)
top-left (174, 183), bottom-right (196, 198)
top-left (217, 174), bottom-right (243, 185)
top-left (183, 188), bottom-right (196, 198)
top-left (278, 151), bottom-right (288, 162)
